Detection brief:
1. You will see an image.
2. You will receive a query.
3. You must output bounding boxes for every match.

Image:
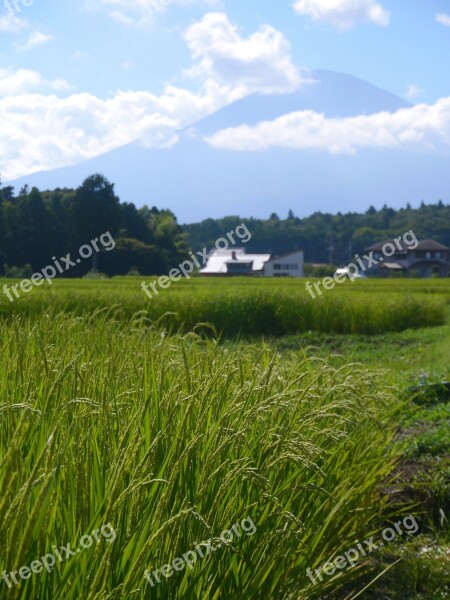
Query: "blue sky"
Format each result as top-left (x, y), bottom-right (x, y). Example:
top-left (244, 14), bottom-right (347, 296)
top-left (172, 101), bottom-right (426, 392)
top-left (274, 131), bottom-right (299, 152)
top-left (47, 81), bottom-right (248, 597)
top-left (1, 0), bottom-right (450, 180)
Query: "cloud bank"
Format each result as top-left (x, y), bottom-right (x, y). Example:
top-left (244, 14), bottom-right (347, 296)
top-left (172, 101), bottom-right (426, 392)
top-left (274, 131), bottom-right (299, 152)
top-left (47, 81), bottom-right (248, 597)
top-left (205, 99), bottom-right (450, 154)
top-left (184, 12), bottom-right (304, 94)
top-left (293, 0), bottom-right (390, 30)
top-left (0, 13), bottom-right (305, 180)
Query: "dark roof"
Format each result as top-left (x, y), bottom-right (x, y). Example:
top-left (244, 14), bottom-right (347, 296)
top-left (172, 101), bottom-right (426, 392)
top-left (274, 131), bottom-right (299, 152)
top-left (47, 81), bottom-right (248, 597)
top-left (364, 239), bottom-right (449, 252)
top-left (266, 249), bottom-right (304, 261)
top-left (379, 262), bottom-right (406, 270)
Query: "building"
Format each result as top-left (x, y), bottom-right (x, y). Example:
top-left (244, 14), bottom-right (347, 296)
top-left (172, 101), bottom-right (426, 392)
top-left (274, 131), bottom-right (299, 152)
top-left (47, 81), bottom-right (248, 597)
top-left (263, 250), bottom-right (304, 278)
top-left (200, 248), bottom-right (304, 277)
top-left (363, 239), bottom-right (450, 277)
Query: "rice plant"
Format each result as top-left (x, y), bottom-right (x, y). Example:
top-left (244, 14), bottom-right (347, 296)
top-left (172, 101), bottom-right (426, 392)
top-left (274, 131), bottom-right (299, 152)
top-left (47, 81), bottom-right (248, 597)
top-left (0, 310), bottom-right (405, 599)
top-left (0, 277), bottom-right (447, 336)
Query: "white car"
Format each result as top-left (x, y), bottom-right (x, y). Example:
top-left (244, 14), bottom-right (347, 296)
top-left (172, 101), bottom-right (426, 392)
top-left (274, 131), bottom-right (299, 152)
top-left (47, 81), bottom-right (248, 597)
top-left (334, 267), bottom-right (367, 280)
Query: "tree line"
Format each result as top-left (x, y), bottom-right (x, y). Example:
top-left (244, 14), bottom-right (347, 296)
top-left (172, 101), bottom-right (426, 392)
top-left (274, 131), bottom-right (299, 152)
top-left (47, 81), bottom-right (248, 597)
top-left (184, 202), bottom-right (450, 270)
top-left (0, 174), bottom-right (189, 277)
top-left (2, 172), bottom-right (449, 277)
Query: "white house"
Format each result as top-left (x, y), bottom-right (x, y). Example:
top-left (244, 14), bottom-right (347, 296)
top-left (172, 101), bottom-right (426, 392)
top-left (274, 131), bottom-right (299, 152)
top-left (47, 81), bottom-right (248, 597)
top-left (263, 250), bottom-right (304, 278)
top-left (200, 248), bottom-right (304, 277)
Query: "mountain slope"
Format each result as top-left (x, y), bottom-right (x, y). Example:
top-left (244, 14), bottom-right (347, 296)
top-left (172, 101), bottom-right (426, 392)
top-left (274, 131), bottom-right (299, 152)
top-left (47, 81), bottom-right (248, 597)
top-left (7, 70), bottom-right (448, 224)
top-left (184, 69), bottom-right (411, 136)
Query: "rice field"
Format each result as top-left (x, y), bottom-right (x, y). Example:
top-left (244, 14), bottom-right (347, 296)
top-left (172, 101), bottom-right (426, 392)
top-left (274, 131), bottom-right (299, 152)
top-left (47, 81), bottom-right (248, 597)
top-left (0, 309), bottom-right (404, 600)
top-left (0, 276), bottom-right (448, 336)
top-left (0, 278), bottom-right (448, 599)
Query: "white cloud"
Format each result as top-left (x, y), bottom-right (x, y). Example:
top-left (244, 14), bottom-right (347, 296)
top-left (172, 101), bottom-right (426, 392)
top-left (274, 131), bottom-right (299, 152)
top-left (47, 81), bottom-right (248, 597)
top-left (93, 0), bottom-right (220, 26)
top-left (184, 13), bottom-right (305, 94)
top-left (20, 31), bottom-right (54, 50)
top-left (0, 68), bottom-right (70, 96)
top-left (436, 13), bottom-right (450, 27)
top-left (406, 84), bottom-right (424, 99)
top-left (0, 12), bottom-right (28, 33)
top-left (294, 0), bottom-right (390, 30)
top-left (0, 78), bottom-right (243, 180)
top-left (205, 99), bottom-right (450, 155)
top-left (0, 13), bottom-right (306, 179)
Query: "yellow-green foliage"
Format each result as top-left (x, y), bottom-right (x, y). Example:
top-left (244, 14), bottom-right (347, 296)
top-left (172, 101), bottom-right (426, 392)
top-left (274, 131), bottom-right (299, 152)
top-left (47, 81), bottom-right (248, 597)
top-left (0, 311), bottom-right (403, 599)
top-left (0, 277), bottom-right (447, 336)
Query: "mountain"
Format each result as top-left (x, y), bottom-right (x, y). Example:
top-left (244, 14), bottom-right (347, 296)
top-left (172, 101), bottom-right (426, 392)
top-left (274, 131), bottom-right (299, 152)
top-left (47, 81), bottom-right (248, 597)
top-left (7, 70), bottom-right (449, 224)
top-left (184, 69), bottom-right (411, 136)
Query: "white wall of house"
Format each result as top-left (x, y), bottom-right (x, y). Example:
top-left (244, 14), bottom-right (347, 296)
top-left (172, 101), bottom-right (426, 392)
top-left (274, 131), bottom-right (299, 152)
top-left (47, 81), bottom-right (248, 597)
top-left (264, 251), bottom-right (304, 278)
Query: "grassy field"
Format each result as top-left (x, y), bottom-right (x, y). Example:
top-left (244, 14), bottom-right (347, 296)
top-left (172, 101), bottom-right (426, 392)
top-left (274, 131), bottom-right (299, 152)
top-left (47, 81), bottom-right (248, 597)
top-left (0, 276), bottom-right (448, 335)
top-left (0, 277), bottom-right (449, 599)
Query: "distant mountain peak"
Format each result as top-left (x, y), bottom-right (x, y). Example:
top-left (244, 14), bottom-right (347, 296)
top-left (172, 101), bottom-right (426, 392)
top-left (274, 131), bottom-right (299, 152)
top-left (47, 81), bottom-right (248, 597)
top-left (8, 71), bottom-right (444, 225)
top-left (183, 69), bottom-right (411, 137)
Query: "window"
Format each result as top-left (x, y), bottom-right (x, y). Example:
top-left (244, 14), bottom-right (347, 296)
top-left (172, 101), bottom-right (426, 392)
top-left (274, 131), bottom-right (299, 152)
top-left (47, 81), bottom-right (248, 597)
top-left (227, 262), bottom-right (252, 273)
top-left (273, 263), bottom-right (299, 271)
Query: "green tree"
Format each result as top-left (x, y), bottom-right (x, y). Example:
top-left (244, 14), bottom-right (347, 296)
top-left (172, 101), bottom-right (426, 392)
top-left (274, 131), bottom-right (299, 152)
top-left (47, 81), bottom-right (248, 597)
top-left (70, 174), bottom-right (120, 271)
top-left (18, 187), bottom-right (54, 269)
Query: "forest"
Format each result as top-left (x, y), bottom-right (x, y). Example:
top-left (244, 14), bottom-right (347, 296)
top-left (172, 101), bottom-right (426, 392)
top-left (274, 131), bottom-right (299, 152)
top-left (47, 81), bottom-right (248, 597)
top-left (0, 174), bottom-right (189, 277)
top-left (185, 201), bottom-right (450, 268)
top-left (1, 172), bottom-right (449, 276)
